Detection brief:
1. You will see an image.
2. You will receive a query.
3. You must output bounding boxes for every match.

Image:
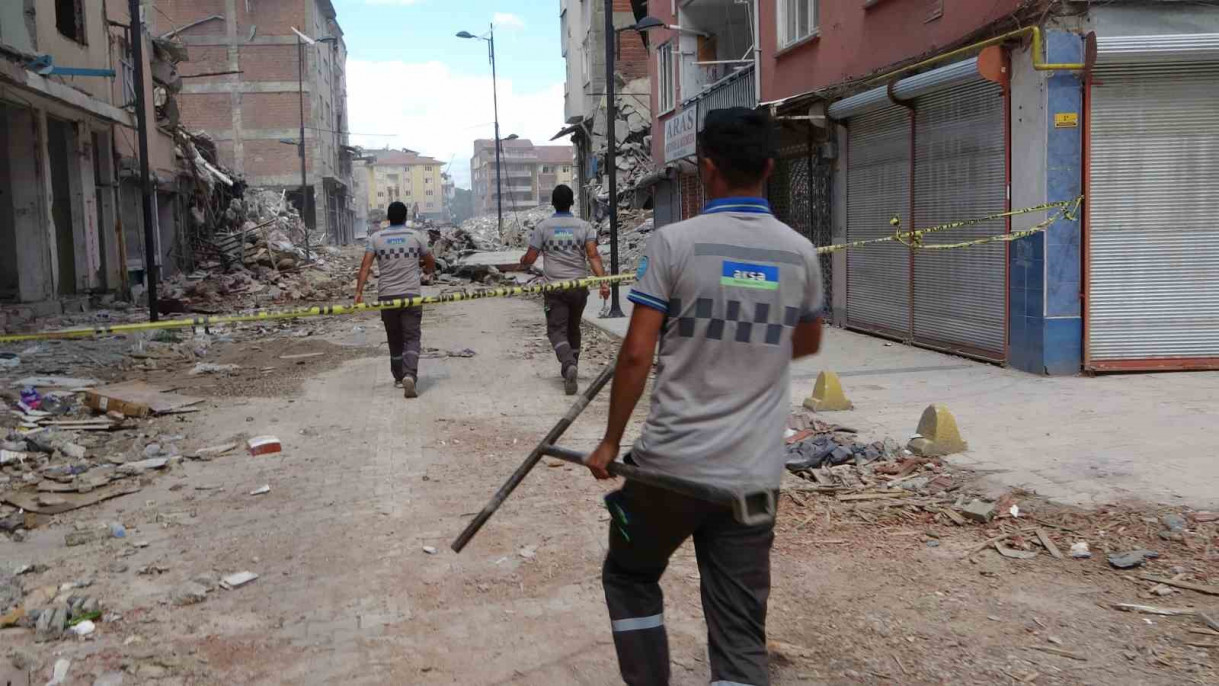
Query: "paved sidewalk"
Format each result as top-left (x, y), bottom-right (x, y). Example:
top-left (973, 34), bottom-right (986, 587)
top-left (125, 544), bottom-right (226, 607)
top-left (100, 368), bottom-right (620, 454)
top-left (584, 302), bottom-right (1219, 509)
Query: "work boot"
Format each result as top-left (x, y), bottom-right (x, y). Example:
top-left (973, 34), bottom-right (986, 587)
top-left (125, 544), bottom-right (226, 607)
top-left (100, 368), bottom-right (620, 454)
top-left (403, 376), bottom-right (418, 399)
top-left (563, 365), bottom-right (578, 396)
top-left (393, 379), bottom-right (403, 388)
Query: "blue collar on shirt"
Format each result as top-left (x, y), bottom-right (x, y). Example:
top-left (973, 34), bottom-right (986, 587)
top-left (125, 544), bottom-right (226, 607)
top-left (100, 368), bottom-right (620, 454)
top-left (553, 211), bottom-right (574, 217)
top-left (702, 197), bottom-right (772, 215)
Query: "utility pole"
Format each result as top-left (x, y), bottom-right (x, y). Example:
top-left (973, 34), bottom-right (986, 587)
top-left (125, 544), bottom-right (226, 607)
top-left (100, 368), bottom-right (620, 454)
top-left (297, 34), bottom-right (312, 262)
top-left (128, 0), bottom-right (158, 321)
top-left (489, 24), bottom-right (504, 242)
top-left (604, 0), bottom-right (624, 317)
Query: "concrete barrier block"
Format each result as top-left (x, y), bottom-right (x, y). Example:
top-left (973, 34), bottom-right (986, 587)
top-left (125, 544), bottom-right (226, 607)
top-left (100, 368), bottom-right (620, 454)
top-left (802, 371), bottom-right (853, 412)
top-left (907, 404), bottom-right (968, 456)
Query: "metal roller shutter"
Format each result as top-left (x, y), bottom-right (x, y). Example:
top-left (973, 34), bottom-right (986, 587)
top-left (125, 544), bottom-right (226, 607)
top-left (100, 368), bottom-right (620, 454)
top-left (1088, 61), bottom-right (1219, 368)
top-left (912, 79), bottom-right (1007, 360)
top-left (846, 105), bottom-right (911, 337)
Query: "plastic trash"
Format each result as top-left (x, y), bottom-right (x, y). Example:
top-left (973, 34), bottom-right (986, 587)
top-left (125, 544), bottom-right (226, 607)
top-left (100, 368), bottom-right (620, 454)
top-left (70, 620), bottom-right (96, 637)
top-left (0, 352), bottom-right (19, 368)
top-left (352, 325), bottom-right (367, 346)
top-left (109, 523), bottom-right (126, 539)
top-left (19, 387), bottom-right (41, 410)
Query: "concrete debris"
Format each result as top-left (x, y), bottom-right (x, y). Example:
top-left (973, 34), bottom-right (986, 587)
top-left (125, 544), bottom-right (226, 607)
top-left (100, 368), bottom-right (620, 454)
top-left (219, 571), bottom-right (258, 590)
top-left (962, 500), bottom-right (997, 524)
top-left (1162, 513), bottom-right (1187, 532)
top-left (422, 546), bottom-right (437, 555)
top-left (193, 443), bottom-right (237, 460)
top-left (1108, 549), bottom-right (1160, 569)
top-left (69, 619), bottom-right (96, 637)
top-left (46, 658), bottom-right (71, 685)
top-left (188, 363), bottom-right (240, 376)
top-left (249, 485), bottom-right (270, 496)
top-left (170, 582), bottom-right (210, 606)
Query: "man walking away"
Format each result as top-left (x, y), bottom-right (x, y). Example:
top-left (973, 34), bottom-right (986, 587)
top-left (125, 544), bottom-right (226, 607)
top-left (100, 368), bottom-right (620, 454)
top-left (354, 201), bottom-right (435, 399)
top-left (585, 108), bottom-right (825, 686)
top-left (520, 184), bottom-right (610, 395)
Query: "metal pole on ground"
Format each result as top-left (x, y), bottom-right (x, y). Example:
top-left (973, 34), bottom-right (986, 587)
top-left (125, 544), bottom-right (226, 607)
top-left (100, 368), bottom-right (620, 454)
top-left (128, 0), bottom-right (158, 322)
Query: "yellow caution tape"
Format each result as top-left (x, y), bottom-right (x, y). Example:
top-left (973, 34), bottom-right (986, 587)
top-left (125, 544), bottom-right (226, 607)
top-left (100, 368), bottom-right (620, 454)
top-left (0, 198), bottom-right (1083, 343)
top-left (0, 274), bottom-right (636, 343)
top-left (816, 197), bottom-right (1081, 255)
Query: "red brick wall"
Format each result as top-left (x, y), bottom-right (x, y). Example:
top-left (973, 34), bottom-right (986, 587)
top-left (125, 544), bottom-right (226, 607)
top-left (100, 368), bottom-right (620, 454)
top-left (179, 46), bottom-right (229, 77)
top-left (614, 0), bottom-right (649, 81)
top-left (215, 141), bottom-right (236, 170)
top-left (157, 0), bottom-right (229, 34)
top-left (242, 93), bottom-right (307, 131)
top-left (235, 0), bottom-right (307, 35)
top-left (239, 45), bottom-right (300, 82)
top-left (178, 93), bottom-right (233, 132)
top-left (244, 139), bottom-right (311, 178)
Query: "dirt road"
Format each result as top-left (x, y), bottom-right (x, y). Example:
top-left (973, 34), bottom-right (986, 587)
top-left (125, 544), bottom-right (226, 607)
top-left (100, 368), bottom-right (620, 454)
top-left (3, 297), bottom-right (1217, 685)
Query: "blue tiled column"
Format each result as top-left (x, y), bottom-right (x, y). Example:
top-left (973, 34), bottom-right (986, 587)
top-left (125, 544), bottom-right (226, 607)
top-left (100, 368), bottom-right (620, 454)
top-left (1009, 30), bottom-right (1084, 375)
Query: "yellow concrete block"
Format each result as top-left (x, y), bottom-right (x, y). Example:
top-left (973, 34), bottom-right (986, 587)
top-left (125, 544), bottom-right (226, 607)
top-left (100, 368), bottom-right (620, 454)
top-left (907, 404), bottom-right (968, 457)
top-left (802, 371), bottom-right (853, 412)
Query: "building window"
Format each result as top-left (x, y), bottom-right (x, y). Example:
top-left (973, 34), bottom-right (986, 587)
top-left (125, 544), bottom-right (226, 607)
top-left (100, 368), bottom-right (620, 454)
top-left (56, 0), bottom-right (85, 43)
top-left (777, 0), bottom-right (819, 49)
top-left (425, 177), bottom-right (433, 184)
top-left (426, 190), bottom-right (434, 196)
top-left (582, 36), bottom-right (592, 86)
top-left (562, 166), bottom-right (570, 173)
top-left (658, 42), bottom-right (676, 114)
top-left (425, 166), bottom-right (432, 171)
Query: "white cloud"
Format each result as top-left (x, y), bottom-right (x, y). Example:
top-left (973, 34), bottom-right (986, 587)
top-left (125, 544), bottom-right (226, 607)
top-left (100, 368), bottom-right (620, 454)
top-left (346, 59), bottom-right (565, 190)
top-left (492, 12), bottom-right (526, 30)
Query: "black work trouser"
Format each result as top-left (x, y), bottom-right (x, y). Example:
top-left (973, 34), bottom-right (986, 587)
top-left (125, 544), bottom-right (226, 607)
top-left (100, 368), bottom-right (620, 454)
top-left (379, 296), bottom-right (422, 382)
top-left (602, 479), bottom-right (775, 686)
top-left (543, 289), bottom-right (588, 373)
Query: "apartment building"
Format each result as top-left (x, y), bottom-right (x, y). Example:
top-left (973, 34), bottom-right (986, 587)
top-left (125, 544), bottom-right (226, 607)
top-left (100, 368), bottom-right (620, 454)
top-left (470, 139), bottom-right (575, 217)
top-left (363, 149), bottom-right (445, 222)
top-left (641, 0), bottom-right (1219, 375)
top-left (155, 0), bottom-right (356, 244)
top-left (1, 0), bottom-right (181, 317)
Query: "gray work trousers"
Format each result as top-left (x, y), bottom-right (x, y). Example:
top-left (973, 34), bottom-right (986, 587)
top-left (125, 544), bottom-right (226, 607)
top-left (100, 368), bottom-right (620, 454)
top-left (543, 289), bottom-right (588, 373)
top-left (602, 478), bottom-right (775, 686)
top-left (380, 296), bottom-right (422, 382)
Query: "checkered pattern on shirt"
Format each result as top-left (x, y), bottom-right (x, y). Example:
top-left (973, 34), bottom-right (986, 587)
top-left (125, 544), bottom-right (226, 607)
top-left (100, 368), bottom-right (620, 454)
top-left (543, 237), bottom-right (583, 253)
top-left (376, 246), bottom-right (422, 259)
top-left (668, 297), bottom-right (800, 346)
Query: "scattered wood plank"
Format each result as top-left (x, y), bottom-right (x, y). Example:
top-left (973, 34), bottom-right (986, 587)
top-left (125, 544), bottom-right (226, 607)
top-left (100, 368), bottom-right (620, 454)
top-left (996, 543), bottom-right (1039, 560)
top-left (279, 352), bottom-right (326, 360)
top-left (1111, 603), bottom-right (1196, 617)
top-left (1028, 646), bottom-right (1087, 661)
top-left (1139, 575), bottom-right (1219, 597)
top-left (1035, 527), bottom-right (1064, 559)
top-left (1200, 612), bottom-right (1219, 633)
top-left (1184, 641), bottom-right (1218, 649)
top-left (931, 505), bottom-right (967, 526)
top-left (3, 482), bottom-right (141, 515)
top-left (83, 381), bottom-right (203, 418)
top-left (1188, 628), bottom-right (1219, 637)
top-left (961, 533), bottom-right (1014, 559)
top-left (837, 491), bottom-right (909, 502)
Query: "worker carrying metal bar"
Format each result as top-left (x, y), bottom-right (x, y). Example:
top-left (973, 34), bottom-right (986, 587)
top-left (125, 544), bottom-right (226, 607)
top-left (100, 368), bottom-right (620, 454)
top-left (520, 184), bottom-right (610, 395)
top-left (354, 201), bottom-right (435, 398)
top-left (585, 108), bottom-right (825, 686)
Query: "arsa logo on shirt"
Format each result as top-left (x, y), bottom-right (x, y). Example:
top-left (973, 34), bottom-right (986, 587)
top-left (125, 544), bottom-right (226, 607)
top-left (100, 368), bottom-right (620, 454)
top-left (720, 261), bottom-right (779, 290)
top-left (554, 229), bottom-right (575, 238)
top-left (636, 256), bottom-right (649, 279)
top-left (386, 237), bottom-right (407, 245)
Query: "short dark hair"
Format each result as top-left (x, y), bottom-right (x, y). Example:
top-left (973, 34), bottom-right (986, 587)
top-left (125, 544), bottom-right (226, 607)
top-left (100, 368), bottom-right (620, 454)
top-left (387, 201), bottom-right (408, 224)
top-left (551, 184), bottom-right (575, 212)
top-left (697, 108), bottom-right (777, 187)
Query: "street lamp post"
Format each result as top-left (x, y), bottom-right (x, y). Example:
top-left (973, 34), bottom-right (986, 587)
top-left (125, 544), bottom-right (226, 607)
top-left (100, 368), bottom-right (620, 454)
top-left (127, 0), bottom-right (158, 321)
top-left (457, 26), bottom-right (504, 242)
top-left (291, 28), bottom-right (337, 262)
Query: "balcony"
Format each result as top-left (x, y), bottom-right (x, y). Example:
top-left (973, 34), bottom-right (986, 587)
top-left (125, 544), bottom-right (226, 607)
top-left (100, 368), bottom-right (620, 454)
top-left (693, 64), bottom-right (756, 131)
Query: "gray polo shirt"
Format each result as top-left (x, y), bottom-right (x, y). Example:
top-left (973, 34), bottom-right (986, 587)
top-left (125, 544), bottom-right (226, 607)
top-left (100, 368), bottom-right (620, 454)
top-left (627, 197), bottom-right (823, 490)
top-left (367, 224), bottom-right (430, 298)
top-left (529, 212), bottom-right (597, 282)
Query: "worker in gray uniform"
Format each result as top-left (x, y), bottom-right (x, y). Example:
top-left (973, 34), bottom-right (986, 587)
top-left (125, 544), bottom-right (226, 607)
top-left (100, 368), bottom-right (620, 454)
top-left (354, 201), bottom-right (435, 399)
top-left (521, 184), bottom-right (610, 395)
top-left (586, 108), bottom-right (825, 686)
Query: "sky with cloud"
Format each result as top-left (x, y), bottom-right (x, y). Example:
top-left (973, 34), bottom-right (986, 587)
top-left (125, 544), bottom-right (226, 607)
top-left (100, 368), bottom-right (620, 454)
top-left (334, 0), bottom-right (567, 189)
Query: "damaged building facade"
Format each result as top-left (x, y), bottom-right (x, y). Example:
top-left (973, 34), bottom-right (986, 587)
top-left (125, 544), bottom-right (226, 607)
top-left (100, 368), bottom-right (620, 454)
top-left (1, 0), bottom-right (185, 319)
top-left (155, 0), bottom-right (355, 245)
top-left (469, 139), bottom-right (574, 217)
top-left (556, 0), bottom-right (650, 219)
top-left (639, 0), bottom-right (1219, 375)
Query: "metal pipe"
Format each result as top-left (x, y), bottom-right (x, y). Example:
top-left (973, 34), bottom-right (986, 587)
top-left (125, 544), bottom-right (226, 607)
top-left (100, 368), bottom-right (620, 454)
top-left (450, 362), bottom-right (617, 552)
top-left (128, 0), bottom-right (158, 322)
top-left (864, 27), bottom-right (1083, 89)
top-left (605, 0), bottom-right (624, 317)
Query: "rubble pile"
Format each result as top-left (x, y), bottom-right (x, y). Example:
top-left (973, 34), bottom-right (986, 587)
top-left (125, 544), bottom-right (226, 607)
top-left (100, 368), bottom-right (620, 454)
top-left (458, 205), bottom-right (554, 250)
top-left (588, 78), bottom-right (654, 212)
top-left (595, 209), bottom-right (654, 276)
